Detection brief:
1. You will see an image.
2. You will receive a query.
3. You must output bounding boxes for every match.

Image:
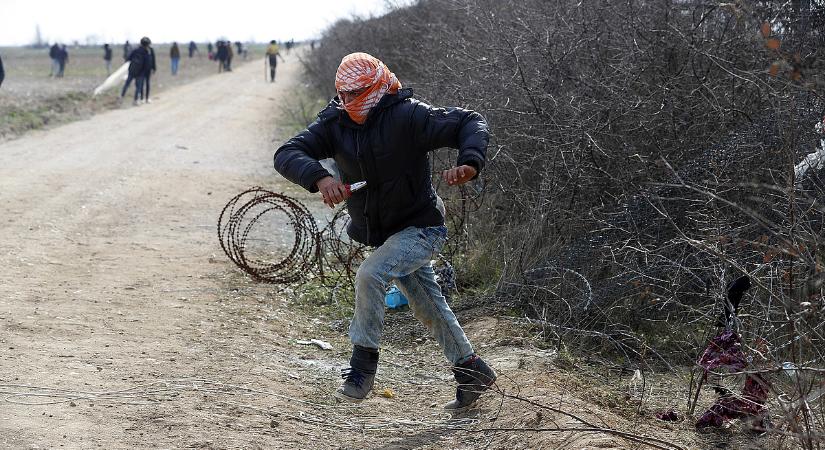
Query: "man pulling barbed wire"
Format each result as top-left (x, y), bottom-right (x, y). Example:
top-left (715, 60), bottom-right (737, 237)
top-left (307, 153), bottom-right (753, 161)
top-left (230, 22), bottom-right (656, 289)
top-left (274, 52), bottom-right (495, 410)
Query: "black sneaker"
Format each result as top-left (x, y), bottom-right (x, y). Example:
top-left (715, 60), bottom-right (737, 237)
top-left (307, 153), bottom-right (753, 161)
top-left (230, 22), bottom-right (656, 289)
top-left (444, 355), bottom-right (497, 410)
top-left (334, 345), bottom-right (378, 403)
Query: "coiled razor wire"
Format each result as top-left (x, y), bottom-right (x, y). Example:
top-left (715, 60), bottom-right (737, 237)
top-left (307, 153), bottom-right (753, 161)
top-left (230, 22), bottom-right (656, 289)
top-left (218, 188), bottom-right (320, 284)
top-left (219, 187), bottom-right (457, 297)
top-left (218, 188), bottom-right (368, 286)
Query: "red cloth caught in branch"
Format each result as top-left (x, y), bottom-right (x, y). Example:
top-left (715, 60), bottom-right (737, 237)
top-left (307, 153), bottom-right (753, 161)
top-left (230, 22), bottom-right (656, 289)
top-left (696, 374), bottom-right (770, 428)
top-left (697, 329), bottom-right (747, 372)
top-left (695, 329), bottom-right (770, 429)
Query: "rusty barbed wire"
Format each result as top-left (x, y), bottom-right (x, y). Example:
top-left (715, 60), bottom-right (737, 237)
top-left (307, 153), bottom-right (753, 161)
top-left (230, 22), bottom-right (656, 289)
top-left (218, 188), bottom-right (320, 284)
top-left (218, 188), bottom-right (463, 300)
top-left (218, 188), bottom-right (373, 288)
top-left (316, 206), bottom-right (367, 290)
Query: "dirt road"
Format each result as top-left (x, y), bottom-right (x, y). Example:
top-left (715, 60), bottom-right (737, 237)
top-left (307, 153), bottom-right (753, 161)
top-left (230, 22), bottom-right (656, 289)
top-left (0, 56), bottom-right (698, 450)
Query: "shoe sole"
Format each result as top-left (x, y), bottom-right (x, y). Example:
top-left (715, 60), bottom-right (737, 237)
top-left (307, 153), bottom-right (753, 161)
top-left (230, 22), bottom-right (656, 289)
top-left (444, 375), bottom-right (498, 411)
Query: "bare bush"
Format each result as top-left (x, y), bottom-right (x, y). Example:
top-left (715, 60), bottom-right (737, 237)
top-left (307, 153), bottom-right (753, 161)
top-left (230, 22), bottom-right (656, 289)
top-left (302, 0), bottom-right (825, 445)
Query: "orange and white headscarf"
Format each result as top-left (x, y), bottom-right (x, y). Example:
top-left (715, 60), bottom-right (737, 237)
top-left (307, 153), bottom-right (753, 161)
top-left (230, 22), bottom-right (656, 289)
top-left (335, 52), bottom-right (401, 124)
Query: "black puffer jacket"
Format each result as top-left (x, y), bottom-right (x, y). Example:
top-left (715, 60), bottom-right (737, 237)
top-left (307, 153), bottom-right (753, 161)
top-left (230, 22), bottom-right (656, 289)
top-left (274, 88), bottom-right (489, 247)
top-left (127, 47), bottom-right (150, 77)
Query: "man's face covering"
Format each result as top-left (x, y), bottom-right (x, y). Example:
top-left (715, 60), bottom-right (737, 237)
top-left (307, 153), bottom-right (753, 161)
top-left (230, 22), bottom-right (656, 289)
top-left (335, 52), bottom-right (401, 125)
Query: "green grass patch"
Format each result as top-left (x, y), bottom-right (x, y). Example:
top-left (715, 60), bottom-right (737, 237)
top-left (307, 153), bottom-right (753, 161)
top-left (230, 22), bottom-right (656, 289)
top-left (290, 274), bottom-right (355, 321)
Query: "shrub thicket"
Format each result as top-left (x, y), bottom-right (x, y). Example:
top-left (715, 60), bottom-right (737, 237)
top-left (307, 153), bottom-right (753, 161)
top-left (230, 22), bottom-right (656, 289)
top-left (302, 2), bottom-right (825, 444)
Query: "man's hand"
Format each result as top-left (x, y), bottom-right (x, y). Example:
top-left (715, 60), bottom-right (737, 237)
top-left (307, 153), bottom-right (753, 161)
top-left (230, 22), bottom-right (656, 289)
top-left (442, 165), bottom-right (477, 186)
top-left (316, 176), bottom-right (349, 208)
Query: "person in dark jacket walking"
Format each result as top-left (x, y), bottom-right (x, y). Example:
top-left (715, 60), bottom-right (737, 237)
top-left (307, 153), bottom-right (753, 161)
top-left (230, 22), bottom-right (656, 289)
top-left (140, 40), bottom-right (156, 103)
top-left (216, 41), bottom-right (228, 73)
top-left (170, 42), bottom-right (180, 75)
top-left (120, 37), bottom-right (151, 105)
top-left (49, 43), bottom-right (61, 77)
top-left (103, 44), bottom-right (113, 74)
top-left (265, 40), bottom-right (284, 82)
top-left (225, 40), bottom-right (233, 72)
top-left (188, 41), bottom-right (198, 58)
top-left (274, 52), bottom-right (496, 410)
top-left (56, 45), bottom-right (69, 78)
top-left (123, 41), bottom-right (132, 62)
top-left (0, 53), bottom-right (5, 89)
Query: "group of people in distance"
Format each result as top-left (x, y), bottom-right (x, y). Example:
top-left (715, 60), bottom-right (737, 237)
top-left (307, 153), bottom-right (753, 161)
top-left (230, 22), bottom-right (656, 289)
top-left (211, 40), bottom-right (240, 73)
top-left (27, 38), bottom-right (295, 104)
top-left (40, 37), bottom-right (305, 87)
top-left (116, 39), bottom-right (196, 105)
top-left (48, 43), bottom-right (70, 78)
top-left (116, 40), bottom-right (200, 77)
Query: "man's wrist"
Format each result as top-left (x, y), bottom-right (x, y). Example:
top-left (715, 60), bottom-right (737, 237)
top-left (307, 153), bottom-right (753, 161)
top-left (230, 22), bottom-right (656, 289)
top-left (315, 175), bottom-right (334, 189)
top-left (460, 160), bottom-right (481, 178)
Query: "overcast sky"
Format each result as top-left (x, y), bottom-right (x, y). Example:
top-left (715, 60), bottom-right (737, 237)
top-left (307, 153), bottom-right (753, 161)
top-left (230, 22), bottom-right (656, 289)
top-left (0, 0), bottom-right (398, 46)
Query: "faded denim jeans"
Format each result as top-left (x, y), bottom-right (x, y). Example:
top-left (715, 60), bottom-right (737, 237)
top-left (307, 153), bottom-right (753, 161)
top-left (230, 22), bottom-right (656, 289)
top-left (349, 225), bottom-right (475, 364)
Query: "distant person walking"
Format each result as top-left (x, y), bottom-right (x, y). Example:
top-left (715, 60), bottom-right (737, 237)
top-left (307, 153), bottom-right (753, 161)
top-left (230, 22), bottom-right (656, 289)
top-left (57, 45), bottom-right (69, 78)
top-left (103, 44), bottom-right (113, 74)
top-left (0, 53), bottom-right (5, 89)
top-left (207, 42), bottom-right (214, 60)
top-left (49, 43), bottom-right (60, 77)
top-left (265, 40), bottom-right (284, 82)
top-left (120, 37), bottom-right (151, 106)
top-left (170, 42), bottom-right (180, 75)
top-left (141, 39), bottom-right (157, 102)
top-left (188, 41), bottom-right (198, 58)
top-left (216, 41), bottom-right (227, 73)
top-left (225, 41), bottom-right (233, 71)
top-left (123, 41), bottom-right (132, 62)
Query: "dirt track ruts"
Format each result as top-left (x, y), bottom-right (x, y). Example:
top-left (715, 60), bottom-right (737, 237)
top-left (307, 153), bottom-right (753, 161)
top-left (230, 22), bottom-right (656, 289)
top-left (0, 56), bottom-right (340, 448)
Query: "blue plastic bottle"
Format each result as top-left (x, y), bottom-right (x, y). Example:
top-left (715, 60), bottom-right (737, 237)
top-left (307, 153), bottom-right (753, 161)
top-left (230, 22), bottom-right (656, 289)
top-left (384, 285), bottom-right (408, 308)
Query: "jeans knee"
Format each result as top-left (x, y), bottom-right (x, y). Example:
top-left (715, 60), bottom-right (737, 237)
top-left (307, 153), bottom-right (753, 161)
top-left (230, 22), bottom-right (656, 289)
top-left (355, 265), bottom-right (386, 293)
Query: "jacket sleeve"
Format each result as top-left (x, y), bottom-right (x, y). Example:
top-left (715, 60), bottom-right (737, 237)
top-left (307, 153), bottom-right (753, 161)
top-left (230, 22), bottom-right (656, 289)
top-left (411, 101), bottom-right (489, 176)
top-left (274, 113), bottom-right (336, 193)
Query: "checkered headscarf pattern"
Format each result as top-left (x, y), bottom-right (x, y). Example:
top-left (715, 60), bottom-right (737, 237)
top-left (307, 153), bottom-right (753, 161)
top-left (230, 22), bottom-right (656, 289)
top-left (334, 52), bottom-right (401, 124)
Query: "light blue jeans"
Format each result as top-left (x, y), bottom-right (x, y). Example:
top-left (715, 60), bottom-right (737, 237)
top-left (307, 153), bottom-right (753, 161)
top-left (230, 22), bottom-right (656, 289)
top-left (349, 225), bottom-right (474, 364)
